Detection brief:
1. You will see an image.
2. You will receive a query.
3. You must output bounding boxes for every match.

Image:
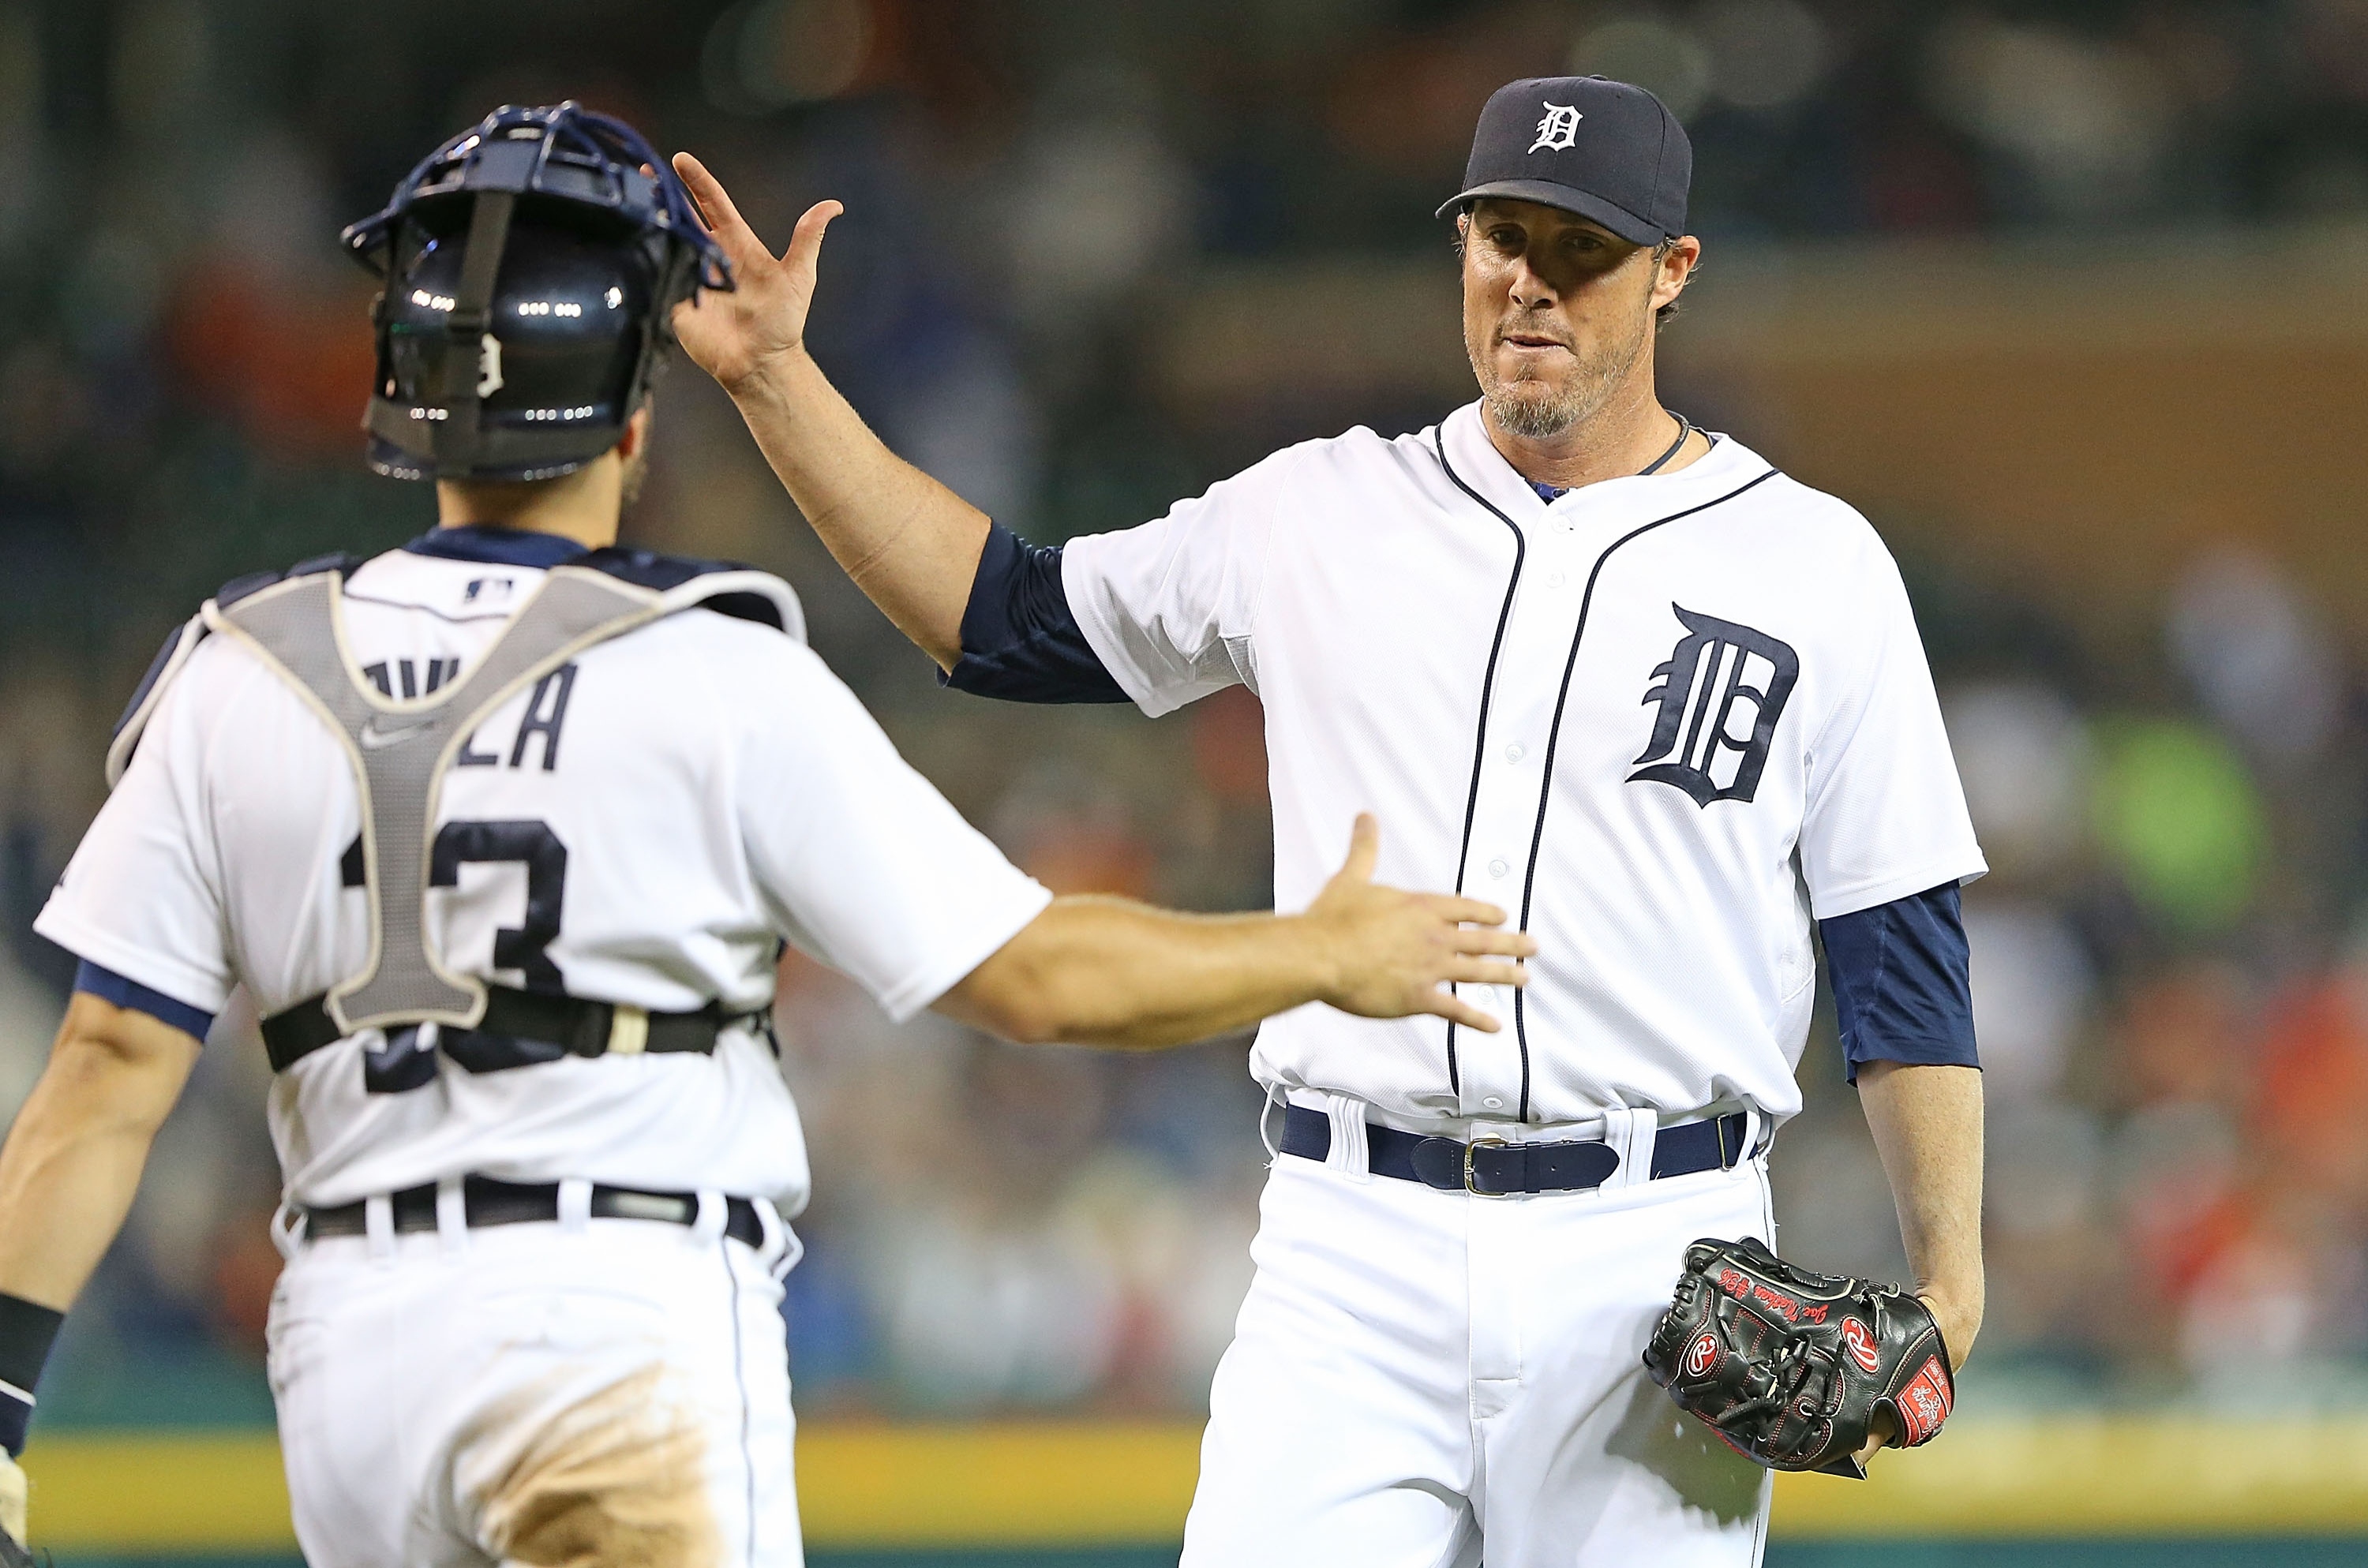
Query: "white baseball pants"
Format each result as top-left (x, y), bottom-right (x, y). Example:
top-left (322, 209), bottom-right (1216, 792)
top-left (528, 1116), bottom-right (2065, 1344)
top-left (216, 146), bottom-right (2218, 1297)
top-left (1183, 1117), bottom-right (1775, 1567)
top-left (266, 1196), bottom-right (800, 1567)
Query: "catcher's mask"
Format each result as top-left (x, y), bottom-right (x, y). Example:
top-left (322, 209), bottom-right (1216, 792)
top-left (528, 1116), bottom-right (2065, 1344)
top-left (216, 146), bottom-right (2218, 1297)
top-left (341, 101), bottom-right (733, 483)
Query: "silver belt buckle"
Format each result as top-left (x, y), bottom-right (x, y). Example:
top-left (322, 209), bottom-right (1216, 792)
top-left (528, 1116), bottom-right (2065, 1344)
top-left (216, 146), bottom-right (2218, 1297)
top-left (1464, 1136), bottom-right (1512, 1197)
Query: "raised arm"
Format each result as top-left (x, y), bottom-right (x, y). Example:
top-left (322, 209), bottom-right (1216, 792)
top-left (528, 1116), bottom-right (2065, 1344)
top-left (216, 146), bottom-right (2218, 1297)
top-left (938, 814), bottom-right (1534, 1050)
top-left (668, 153), bottom-right (984, 670)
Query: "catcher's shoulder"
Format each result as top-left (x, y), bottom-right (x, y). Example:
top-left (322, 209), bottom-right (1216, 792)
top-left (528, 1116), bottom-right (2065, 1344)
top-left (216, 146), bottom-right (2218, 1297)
top-left (575, 544), bottom-right (803, 637)
top-left (116, 547), bottom-right (373, 747)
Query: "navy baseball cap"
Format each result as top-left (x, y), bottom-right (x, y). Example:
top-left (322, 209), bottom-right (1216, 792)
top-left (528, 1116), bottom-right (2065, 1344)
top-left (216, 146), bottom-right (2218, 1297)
top-left (1437, 77), bottom-right (1691, 245)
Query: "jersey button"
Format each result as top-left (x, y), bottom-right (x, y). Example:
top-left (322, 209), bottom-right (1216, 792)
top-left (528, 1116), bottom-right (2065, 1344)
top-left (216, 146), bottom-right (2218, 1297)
top-left (1487, 858), bottom-right (1509, 878)
top-left (1504, 743), bottom-right (1524, 763)
top-left (1546, 571), bottom-right (1566, 587)
top-left (1482, 1096), bottom-right (1504, 1110)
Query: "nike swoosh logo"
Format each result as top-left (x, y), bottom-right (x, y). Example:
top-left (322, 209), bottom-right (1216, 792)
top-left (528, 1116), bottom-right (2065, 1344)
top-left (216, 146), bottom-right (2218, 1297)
top-left (359, 718), bottom-right (433, 750)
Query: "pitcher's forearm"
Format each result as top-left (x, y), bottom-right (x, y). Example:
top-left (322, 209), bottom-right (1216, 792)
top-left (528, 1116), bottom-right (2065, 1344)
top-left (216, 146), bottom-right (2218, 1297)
top-left (1857, 1060), bottom-right (1984, 1362)
top-left (0, 997), bottom-right (200, 1310)
top-left (729, 351), bottom-right (990, 668)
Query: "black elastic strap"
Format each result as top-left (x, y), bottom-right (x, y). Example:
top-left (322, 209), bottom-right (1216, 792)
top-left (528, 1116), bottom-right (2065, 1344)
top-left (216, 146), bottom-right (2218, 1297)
top-left (260, 985), bottom-right (740, 1074)
top-left (1279, 1105), bottom-right (1749, 1195)
top-left (431, 188), bottom-right (518, 469)
top-left (303, 1175), bottom-right (765, 1250)
top-left (446, 190), bottom-right (515, 351)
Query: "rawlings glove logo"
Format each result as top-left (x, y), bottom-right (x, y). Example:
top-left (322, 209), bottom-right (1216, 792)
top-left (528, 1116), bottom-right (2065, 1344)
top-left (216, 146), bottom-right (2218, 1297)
top-left (1842, 1315), bottom-right (1882, 1373)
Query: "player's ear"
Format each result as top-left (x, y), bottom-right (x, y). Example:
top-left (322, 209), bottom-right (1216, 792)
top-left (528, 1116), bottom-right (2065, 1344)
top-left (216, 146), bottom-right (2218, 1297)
top-left (616, 404), bottom-right (654, 461)
top-left (1652, 236), bottom-right (1701, 312)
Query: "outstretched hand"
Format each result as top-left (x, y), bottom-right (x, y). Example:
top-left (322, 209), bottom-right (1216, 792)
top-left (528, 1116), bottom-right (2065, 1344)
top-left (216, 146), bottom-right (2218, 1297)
top-left (1305, 814), bottom-right (1533, 1032)
top-left (667, 152), bottom-right (841, 397)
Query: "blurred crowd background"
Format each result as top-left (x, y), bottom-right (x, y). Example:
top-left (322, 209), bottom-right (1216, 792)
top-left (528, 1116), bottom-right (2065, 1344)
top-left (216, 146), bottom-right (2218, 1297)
top-left (4, 0), bottom-right (2368, 1432)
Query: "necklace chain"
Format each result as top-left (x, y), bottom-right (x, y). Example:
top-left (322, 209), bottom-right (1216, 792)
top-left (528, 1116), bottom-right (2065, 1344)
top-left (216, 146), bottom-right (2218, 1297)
top-left (1636, 411), bottom-right (1695, 477)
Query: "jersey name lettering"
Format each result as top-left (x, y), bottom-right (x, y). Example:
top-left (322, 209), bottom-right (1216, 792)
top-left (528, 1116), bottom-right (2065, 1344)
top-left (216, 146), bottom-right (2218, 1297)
top-left (358, 662), bottom-right (578, 770)
top-left (505, 665), bottom-right (576, 771)
top-left (456, 664), bottom-right (577, 770)
top-left (1628, 604), bottom-right (1800, 807)
top-left (364, 658), bottom-right (460, 698)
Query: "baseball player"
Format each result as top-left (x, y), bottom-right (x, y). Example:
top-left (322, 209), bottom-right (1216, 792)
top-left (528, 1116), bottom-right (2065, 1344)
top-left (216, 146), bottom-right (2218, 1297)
top-left (0, 104), bottom-right (1534, 1566)
top-left (673, 73), bottom-right (1986, 1564)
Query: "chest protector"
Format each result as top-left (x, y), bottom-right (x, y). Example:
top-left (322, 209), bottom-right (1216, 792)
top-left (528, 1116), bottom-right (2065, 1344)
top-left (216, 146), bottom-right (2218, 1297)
top-left (111, 552), bottom-right (804, 1038)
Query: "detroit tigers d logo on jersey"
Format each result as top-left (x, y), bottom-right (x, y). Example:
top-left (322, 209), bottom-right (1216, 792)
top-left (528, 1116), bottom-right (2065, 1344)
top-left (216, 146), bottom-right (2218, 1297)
top-left (1629, 605), bottom-right (1800, 807)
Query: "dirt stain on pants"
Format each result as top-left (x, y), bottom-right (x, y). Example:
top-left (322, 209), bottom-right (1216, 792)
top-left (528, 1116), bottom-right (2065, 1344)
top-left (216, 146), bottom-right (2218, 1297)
top-left (474, 1365), bottom-right (725, 1568)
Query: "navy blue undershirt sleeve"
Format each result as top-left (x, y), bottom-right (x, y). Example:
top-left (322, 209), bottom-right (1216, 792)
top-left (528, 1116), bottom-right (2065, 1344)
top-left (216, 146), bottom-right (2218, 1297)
top-left (941, 524), bottom-right (1131, 705)
top-left (73, 959), bottom-right (215, 1042)
top-left (1819, 881), bottom-right (1978, 1084)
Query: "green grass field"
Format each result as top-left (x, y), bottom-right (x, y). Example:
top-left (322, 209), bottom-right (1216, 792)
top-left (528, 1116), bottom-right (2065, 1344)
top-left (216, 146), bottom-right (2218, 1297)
top-left (24, 1412), bottom-right (2368, 1565)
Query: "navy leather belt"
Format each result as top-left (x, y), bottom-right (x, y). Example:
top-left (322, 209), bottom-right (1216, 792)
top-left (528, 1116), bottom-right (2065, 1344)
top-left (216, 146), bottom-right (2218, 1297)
top-left (304, 1174), bottom-right (766, 1250)
top-left (1280, 1105), bottom-right (1751, 1196)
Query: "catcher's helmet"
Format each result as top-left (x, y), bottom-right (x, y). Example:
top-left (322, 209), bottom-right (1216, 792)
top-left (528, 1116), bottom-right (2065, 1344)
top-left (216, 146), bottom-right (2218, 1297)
top-left (340, 102), bottom-right (732, 482)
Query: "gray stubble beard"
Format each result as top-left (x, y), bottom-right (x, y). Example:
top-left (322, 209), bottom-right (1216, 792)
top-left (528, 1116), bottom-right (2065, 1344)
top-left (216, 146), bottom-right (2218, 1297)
top-left (1468, 307), bottom-right (1652, 442)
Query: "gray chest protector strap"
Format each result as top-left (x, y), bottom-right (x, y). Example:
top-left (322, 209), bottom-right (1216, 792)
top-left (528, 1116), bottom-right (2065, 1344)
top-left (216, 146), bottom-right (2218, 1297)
top-left (203, 564), bottom-right (775, 1035)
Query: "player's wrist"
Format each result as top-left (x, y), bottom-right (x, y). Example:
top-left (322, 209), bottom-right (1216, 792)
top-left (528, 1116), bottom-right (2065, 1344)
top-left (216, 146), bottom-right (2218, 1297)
top-left (0, 1293), bottom-right (64, 1459)
top-left (720, 342), bottom-right (815, 406)
top-left (1913, 1285), bottom-right (1981, 1370)
top-left (1282, 907), bottom-right (1354, 1012)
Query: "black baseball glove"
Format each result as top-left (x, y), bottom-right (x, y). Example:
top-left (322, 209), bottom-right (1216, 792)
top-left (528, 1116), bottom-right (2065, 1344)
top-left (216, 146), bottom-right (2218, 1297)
top-left (1642, 1236), bottom-right (1955, 1479)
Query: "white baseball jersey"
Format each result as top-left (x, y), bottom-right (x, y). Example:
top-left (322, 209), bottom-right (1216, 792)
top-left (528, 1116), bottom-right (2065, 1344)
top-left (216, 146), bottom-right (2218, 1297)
top-left (1062, 401), bottom-right (1984, 1128)
top-left (36, 539), bottom-right (1052, 1211)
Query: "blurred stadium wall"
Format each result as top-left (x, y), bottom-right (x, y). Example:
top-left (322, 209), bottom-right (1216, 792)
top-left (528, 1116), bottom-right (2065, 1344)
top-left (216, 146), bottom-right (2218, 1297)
top-left (5, 0), bottom-right (2368, 1558)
